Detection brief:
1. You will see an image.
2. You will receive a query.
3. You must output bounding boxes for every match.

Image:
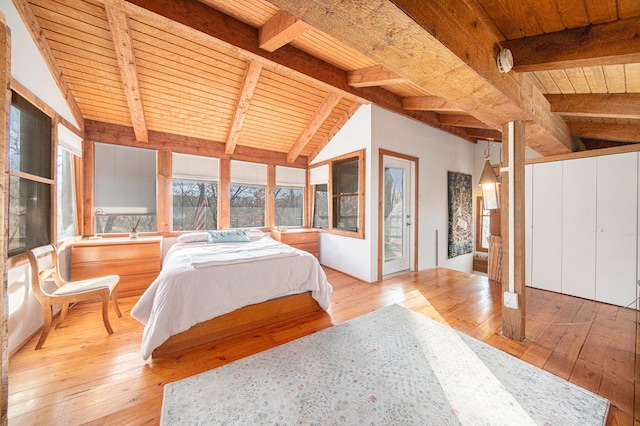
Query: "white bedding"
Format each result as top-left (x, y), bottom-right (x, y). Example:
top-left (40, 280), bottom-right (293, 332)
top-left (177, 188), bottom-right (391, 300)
top-left (130, 237), bottom-right (333, 359)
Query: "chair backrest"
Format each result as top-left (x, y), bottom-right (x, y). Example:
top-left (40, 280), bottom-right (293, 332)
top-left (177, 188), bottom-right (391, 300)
top-left (26, 244), bottom-right (65, 302)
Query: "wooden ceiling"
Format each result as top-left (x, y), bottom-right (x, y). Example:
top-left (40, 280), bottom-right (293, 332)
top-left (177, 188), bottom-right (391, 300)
top-left (14, 0), bottom-right (640, 162)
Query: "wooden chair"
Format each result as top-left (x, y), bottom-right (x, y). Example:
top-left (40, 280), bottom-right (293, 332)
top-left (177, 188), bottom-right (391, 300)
top-left (26, 244), bottom-right (122, 350)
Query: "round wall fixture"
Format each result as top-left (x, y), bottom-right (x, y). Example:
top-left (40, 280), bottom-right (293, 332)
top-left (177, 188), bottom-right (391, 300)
top-left (496, 48), bottom-right (513, 73)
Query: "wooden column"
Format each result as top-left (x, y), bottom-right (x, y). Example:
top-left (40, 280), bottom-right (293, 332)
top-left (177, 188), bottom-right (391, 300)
top-left (156, 151), bottom-right (172, 233)
top-left (82, 141), bottom-right (95, 236)
top-left (0, 12), bottom-right (9, 425)
top-left (218, 158), bottom-right (230, 229)
top-left (266, 164), bottom-right (276, 229)
top-left (500, 120), bottom-right (526, 341)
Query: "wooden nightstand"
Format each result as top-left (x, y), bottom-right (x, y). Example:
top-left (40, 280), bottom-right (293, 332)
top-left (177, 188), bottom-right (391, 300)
top-left (271, 228), bottom-right (319, 258)
top-left (71, 237), bottom-right (162, 298)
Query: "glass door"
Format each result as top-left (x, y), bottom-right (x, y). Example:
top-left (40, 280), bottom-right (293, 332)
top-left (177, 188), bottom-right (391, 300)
top-left (382, 156), bottom-right (412, 275)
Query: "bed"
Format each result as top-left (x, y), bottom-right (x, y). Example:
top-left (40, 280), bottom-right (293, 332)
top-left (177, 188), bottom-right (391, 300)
top-left (130, 231), bottom-right (333, 359)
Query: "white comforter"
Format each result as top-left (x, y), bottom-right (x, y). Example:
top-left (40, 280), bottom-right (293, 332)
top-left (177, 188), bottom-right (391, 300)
top-left (130, 237), bottom-right (333, 359)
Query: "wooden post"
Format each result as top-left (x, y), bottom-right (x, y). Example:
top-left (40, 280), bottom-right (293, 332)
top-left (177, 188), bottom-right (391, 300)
top-left (0, 12), bottom-right (9, 425)
top-left (156, 151), bottom-right (172, 233)
top-left (500, 120), bottom-right (526, 341)
top-left (218, 158), bottom-right (230, 229)
top-left (82, 141), bottom-right (95, 236)
top-left (266, 164), bottom-right (276, 229)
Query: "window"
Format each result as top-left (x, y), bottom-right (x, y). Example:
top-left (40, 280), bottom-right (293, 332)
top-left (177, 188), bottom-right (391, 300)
top-left (56, 148), bottom-right (77, 240)
top-left (310, 164), bottom-right (329, 229)
top-left (8, 91), bottom-right (52, 256)
top-left (312, 184), bottom-right (328, 229)
top-left (56, 124), bottom-right (82, 242)
top-left (230, 160), bottom-right (266, 228)
top-left (172, 153), bottom-right (219, 230)
top-left (476, 196), bottom-right (490, 252)
top-left (310, 150), bottom-right (364, 237)
top-left (332, 157), bottom-right (360, 232)
top-left (94, 143), bottom-right (157, 234)
top-left (275, 166), bottom-right (305, 227)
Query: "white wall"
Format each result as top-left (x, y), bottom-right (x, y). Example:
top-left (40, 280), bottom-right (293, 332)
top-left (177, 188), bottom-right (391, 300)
top-left (371, 106), bottom-right (476, 274)
top-left (313, 104), bottom-right (479, 282)
top-left (1, 0), bottom-right (77, 353)
top-left (312, 105), bottom-right (373, 281)
top-left (1, 0), bottom-right (78, 129)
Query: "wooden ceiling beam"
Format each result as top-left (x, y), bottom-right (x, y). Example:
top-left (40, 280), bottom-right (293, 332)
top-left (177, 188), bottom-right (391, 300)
top-left (115, 0), bottom-right (450, 136)
top-left (259, 10), bottom-right (310, 52)
top-left (347, 65), bottom-right (405, 88)
top-left (402, 96), bottom-right (464, 113)
top-left (439, 114), bottom-right (493, 129)
top-left (465, 128), bottom-right (503, 141)
top-left (567, 121), bottom-right (640, 144)
top-left (105, 1), bottom-right (148, 142)
top-left (546, 93), bottom-right (640, 119)
top-left (225, 60), bottom-right (263, 154)
top-left (12, 0), bottom-right (84, 130)
top-left (84, 119), bottom-right (310, 168)
top-left (503, 16), bottom-right (640, 72)
top-left (287, 92), bottom-right (342, 163)
top-left (268, 0), bottom-right (573, 156)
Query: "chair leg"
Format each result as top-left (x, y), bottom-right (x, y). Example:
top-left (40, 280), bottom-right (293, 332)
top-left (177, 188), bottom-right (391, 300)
top-left (35, 306), bottom-right (54, 350)
top-left (101, 292), bottom-right (114, 335)
top-left (111, 287), bottom-right (122, 318)
top-left (56, 303), bottom-right (70, 329)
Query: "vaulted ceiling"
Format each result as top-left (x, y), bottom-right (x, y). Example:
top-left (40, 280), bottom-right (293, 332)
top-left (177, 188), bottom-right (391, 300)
top-left (14, 0), bottom-right (640, 162)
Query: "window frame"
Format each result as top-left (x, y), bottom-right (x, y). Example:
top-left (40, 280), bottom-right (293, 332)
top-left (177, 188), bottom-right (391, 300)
top-left (8, 90), bottom-right (54, 257)
top-left (56, 146), bottom-right (79, 242)
top-left (309, 149), bottom-right (365, 239)
top-left (475, 196), bottom-right (490, 253)
top-left (93, 142), bottom-right (158, 235)
top-left (171, 153), bottom-right (220, 231)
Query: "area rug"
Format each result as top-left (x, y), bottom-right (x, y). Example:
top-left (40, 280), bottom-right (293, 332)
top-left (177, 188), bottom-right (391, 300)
top-left (161, 304), bottom-right (609, 425)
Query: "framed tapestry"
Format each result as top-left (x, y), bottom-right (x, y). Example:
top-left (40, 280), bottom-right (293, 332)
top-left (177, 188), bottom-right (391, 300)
top-left (447, 171), bottom-right (473, 258)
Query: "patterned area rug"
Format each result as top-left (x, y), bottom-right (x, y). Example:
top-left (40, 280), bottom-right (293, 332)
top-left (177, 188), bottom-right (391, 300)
top-left (161, 304), bottom-right (609, 425)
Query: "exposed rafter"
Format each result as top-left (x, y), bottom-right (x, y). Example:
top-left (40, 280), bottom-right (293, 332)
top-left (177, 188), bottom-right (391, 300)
top-left (105, 0), bottom-right (148, 142)
top-left (268, 0), bottom-right (573, 156)
top-left (347, 65), bottom-right (405, 88)
top-left (225, 60), bottom-right (263, 154)
top-left (440, 114), bottom-right (493, 129)
top-left (402, 96), bottom-right (464, 113)
top-left (111, 0), bottom-right (461, 141)
top-left (503, 16), bottom-right (640, 72)
top-left (567, 121), bottom-right (640, 144)
top-left (465, 128), bottom-right (503, 141)
top-left (287, 92), bottom-right (342, 163)
top-left (309, 102), bottom-right (361, 161)
top-left (259, 10), bottom-right (310, 52)
top-left (546, 93), bottom-right (640, 120)
top-left (12, 0), bottom-right (84, 130)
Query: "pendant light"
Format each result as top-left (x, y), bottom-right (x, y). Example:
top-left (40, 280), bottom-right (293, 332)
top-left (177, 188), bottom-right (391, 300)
top-left (479, 142), bottom-right (500, 210)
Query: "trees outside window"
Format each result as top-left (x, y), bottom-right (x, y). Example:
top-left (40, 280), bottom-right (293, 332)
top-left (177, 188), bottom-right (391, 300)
top-left (230, 184), bottom-right (265, 228)
top-left (8, 91), bottom-right (52, 256)
top-left (275, 186), bottom-right (303, 227)
top-left (173, 181), bottom-right (218, 230)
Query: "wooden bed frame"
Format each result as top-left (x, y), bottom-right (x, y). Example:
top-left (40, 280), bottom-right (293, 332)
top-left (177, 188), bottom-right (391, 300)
top-left (151, 291), bottom-right (324, 358)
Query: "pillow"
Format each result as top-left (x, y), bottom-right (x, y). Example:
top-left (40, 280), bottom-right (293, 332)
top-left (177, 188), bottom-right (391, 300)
top-left (207, 229), bottom-right (251, 243)
top-left (176, 232), bottom-right (209, 243)
top-left (247, 228), bottom-right (265, 241)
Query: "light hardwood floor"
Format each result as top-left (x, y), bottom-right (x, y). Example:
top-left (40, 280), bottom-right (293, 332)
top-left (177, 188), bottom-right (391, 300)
top-left (8, 267), bottom-right (638, 425)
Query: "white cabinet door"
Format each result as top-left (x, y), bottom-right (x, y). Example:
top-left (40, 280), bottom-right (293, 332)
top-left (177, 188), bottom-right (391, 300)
top-left (525, 164), bottom-right (533, 287)
top-left (562, 157), bottom-right (597, 299)
top-left (530, 161), bottom-right (563, 292)
top-left (596, 152), bottom-right (638, 308)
